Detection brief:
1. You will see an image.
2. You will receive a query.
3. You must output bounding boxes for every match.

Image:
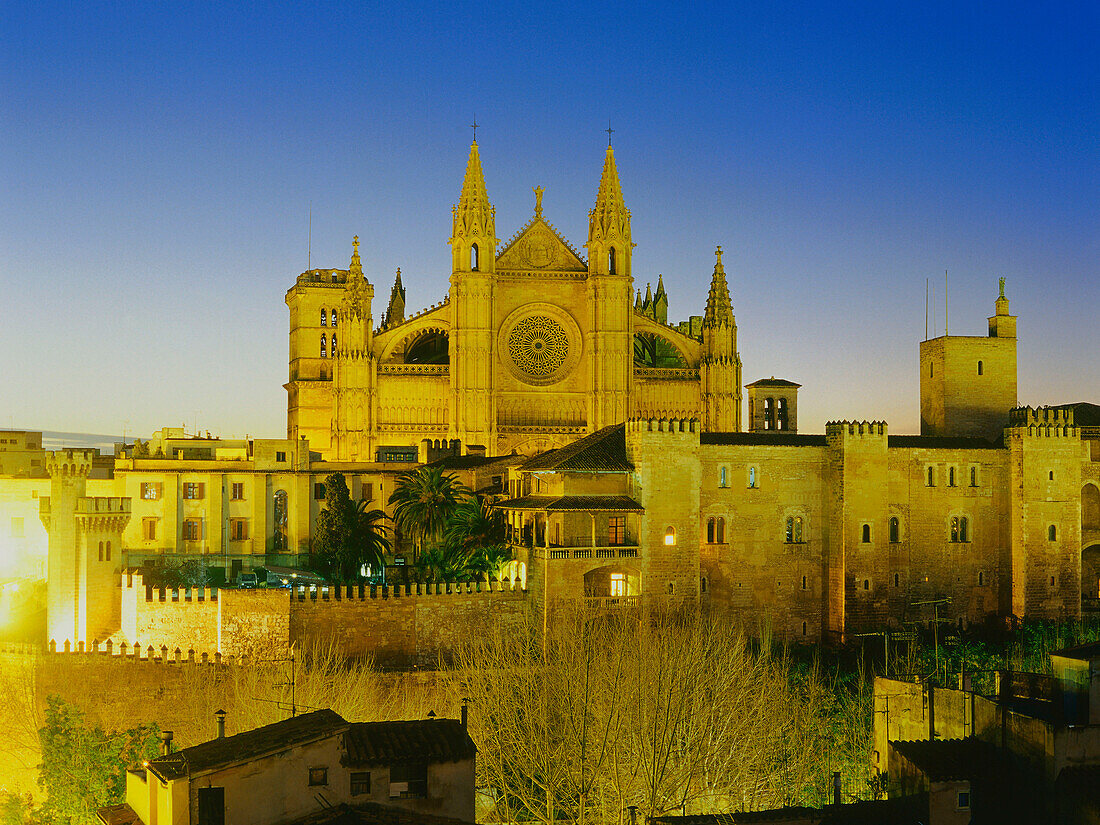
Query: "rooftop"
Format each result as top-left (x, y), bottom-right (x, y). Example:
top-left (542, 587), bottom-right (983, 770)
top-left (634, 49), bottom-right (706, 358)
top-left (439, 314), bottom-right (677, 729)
top-left (521, 424), bottom-right (633, 472)
top-left (890, 737), bottom-right (999, 782)
top-left (494, 494), bottom-right (644, 512)
top-left (344, 719), bottom-right (476, 766)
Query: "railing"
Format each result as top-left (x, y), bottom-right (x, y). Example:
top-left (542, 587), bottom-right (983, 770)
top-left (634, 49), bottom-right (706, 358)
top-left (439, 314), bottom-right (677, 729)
top-left (529, 545), bottom-right (641, 560)
top-left (634, 367), bottom-right (699, 380)
top-left (75, 497), bottom-right (131, 514)
top-left (377, 364), bottom-right (449, 376)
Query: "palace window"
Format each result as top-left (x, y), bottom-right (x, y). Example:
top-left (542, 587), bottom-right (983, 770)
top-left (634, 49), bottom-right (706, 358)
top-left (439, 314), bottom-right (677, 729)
top-left (320, 308), bottom-right (327, 326)
top-left (719, 466), bottom-right (728, 487)
top-left (230, 482), bottom-right (244, 501)
top-left (320, 334), bottom-right (327, 358)
top-left (331, 310), bottom-right (337, 328)
top-left (970, 467), bottom-right (978, 487)
top-left (664, 526), bottom-right (676, 546)
top-left (748, 466), bottom-right (757, 488)
top-left (927, 466), bottom-right (935, 487)
top-left (143, 518), bottom-right (157, 541)
top-left (141, 482), bottom-right (160, 500)
top-left (889, 517), bottom-right (900, 543)
top-left (230, 519), bottom-right (248, 541)
top-left (948, 467), bottom-right (956, 487)
top-left (183, 520), bottom-right (201, 541)
top-left (183, 482), bottom-right (204, 500)
top-left (1048, 524), bottom-right (1057, 541)
top-left (785, 516), bottom-right (804, 544)
top-left (951, 516), bottom-right (970, 543)
top-left (706, 517), bottom-right (725, 544)
top-left (861, 523), bottom-right (872, 543)
top-left (608, 516), bottom-right (625, 546)
top-left (471, 243), bottom-right (479, 271)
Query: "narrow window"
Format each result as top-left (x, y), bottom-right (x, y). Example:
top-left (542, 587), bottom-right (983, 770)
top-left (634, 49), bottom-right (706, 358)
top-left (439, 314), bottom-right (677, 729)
top-left (719, 466), bottom-right (728, 487)
top-left (970, 467), bottom-right (977, 487)
top-left (664, 526), bottom-right (676, 546)
top-left (471, 243), bottom-right (479, 271)
top-left (777, 398), bottom-right (788, 430)
top-left (748, 466), bottom-right (757, 488)
top-left (700, 577), bottom-right (708, 593)
top-left (608, 248), bottom-right (616, 274)
top-left (978, 571), bottom-right (985, 586)
top-left (1051, 576), bottom-right (1056, 587)
top-left (231, 482), bottom-right (244, 501)
top-left (893, 572), bottom-right (900, 587)
top-left (863, 579), bottom-right (870, 591)
top-left (330, 333), bottom-right (337, 355)
top-left (889, 517), bottom-right (899, 543)
top-left (960, 517), bottom-right (969, 543)
top-left (320, 308), bottom-right (327, 326)
top-left (951, 516), bottom-right (960, 543)
top-left (707, 518), bottom-right (715, 543)
top-left (331, 310), bottom-right (337, 328)
top-left (949, 467), bottom-right (956, 487)
top-left (1049, 524), bottom-right (1057, 541)
top-left (927, 467), bottom-right (935, 487)
top-left (794, 517), bottom-right (803, 543)
top-left (785, 517), bottom-right (794, 544)
top-left (314, 482), bottom-right (326, 500)
top-left (801, 575), bottom-right (807, 591)
top-left (802, 621), bottom-right (808, 636)
top-left (764, 398), bottom-right (774, 430)
top-left (977, 361), bottom-right (983, 375)
top-left (930, 363), bottom-right (934, 377)
top-left (862, 524), bottom-right (871, 543)
top-left (1049, 470), bottom-right (1055, 481)
top-left (716, 517), bottom-right (725, 543)
top-left (106, 541), bottom-right (111, 561)
top-left (320, 334), bottom-right (327, 358)
top-left (98, 541), bottom-right (104, 562)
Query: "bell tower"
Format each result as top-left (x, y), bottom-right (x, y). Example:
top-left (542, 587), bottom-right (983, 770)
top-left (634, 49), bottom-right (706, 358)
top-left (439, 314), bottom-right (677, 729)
top-left (586, 143), bottom-right (634, 429)
top-left (449, 140), bottom-right (498, 449)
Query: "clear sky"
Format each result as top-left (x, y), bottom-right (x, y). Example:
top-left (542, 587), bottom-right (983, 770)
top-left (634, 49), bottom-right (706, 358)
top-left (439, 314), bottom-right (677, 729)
top-left (2, 2), bottom-right (1096, 439)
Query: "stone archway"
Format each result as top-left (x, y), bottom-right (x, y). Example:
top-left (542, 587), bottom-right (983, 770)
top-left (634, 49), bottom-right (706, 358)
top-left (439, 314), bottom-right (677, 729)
top-left (583, 564), bottom-right (640, 601)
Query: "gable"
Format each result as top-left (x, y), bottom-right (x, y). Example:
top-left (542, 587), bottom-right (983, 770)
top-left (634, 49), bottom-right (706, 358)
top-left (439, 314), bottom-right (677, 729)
top-left (496, 218), bottom-right (587, 273)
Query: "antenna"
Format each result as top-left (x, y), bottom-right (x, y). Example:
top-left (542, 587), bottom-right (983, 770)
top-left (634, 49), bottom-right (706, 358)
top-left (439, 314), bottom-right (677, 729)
top-left (925, 278), bottom-right (928, 341)
top-left (931, 281), bottom-right (936, 337)
top-left (944, 269), bottom-right (948, 335)
top-left (307, 202), bottom-right (312, 273)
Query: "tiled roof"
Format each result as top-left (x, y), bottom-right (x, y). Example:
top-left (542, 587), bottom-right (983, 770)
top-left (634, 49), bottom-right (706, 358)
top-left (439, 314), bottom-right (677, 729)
top-left (495, 495), bottom-right (644, 512)
top-left (890, 737), bottom-right (997, 782)
top-left (289, 802), bottom-right (472, 825)
top-left (886, 435), bottom-right (1001, 449)
top-left (744, 378), bottom-right (801, 388)
top-left (701, 433), bottom-right (827, 447)
top-left (343, 719), bottom-right (475, 767)
top-left (147, 709), bottom-right (348, 781)
top-left (96, 804), bottom-right (144, 825)
top-left (426, 455), bottom-right (515, 470)
top-left (520, 424), bottom-right (633, 472)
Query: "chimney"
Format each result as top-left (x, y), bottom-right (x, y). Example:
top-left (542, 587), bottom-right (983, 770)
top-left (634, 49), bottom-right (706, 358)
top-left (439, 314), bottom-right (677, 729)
top-left (159, 730), bottom-right (174, 756)
top-left (832, 772), bottom-right (841, 806)
top-left (461, 698), bottom-right (469, 731)
top-left (215, 709), bottom-right (226, 739)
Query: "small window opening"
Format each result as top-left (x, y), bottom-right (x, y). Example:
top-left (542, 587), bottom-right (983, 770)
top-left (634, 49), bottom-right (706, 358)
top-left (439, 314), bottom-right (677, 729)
top-left (471, 243), bottom-right (479, 271)
top-left (861, 524), bottom-right (871, 543)
top-left (331, 310), bottom-right (337, 328)
top-left (801, 575), bottom-right (807, 591)
top-left (320, 334), bottom-right (327, 358)
top-left (889, 517), bottom-right (899, 543)
top-left (608, 248), bottom-right (616, 274)
top-left (330, 334), bottom-right (337, 356)
top-left (1049, 524), bottom-right (1057, 541)
top-left (970, 467), bottom-right (977, 487)
top-left (716, 517), bottom-right (725, 543)
top-left (927, 467), bottom-right (935, 486)
top-left (949, 467), bottom-right (956, 487)
top-left (960, 517), bottom-right (969, 542)
top-left (664, 526), bottom-right (676, 546)
top-left (98, 541), bottom-right (104, 562)
top-left (748, 466), bottom-right (757, 488)
top-left (700, 577), bottom-right (708, 593)
top-left (977, 361), bottom-right (983, 375)
top-left (320, 308), bottom-right (327, 326)
top-left (951, 516), bottom-right (960, 543)
top-left (777, 398), bottom-right (788, 430)
top-left (863, 579), bottom-right (870, 591)
top-left (764, 398), bottom-right (774, 430)
top-left (1049, 470), bottom-right (1055, 481)
top-left (978, 571), bottom-right (985, 586)
top-left (106, 541), bottom-right (111, 561)
top-left (893, 572), bottom-right (900, 587)
top-left (719, 466), bottom-right (728, 487)
top-left (802, 621), bottom-right (808, 636)
top-left (707, 518), bottom-right (715, 544)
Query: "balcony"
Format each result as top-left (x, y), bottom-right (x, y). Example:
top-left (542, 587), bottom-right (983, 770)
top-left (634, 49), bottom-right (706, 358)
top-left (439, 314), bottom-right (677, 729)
top-left (526, 544), bottom-right (641, 561)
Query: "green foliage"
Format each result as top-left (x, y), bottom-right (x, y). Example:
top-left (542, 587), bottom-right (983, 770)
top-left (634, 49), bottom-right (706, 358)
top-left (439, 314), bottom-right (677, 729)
top-left (442, 495), bottom-right (505, 555)
top-left (130, 439), bottom-right (149, 459)
top-left (36, 696), bottom-right (161, 825)
top-left (313, 474), bottom-right (391, 583)
top-left (388, 466), bottom-right (471, 553)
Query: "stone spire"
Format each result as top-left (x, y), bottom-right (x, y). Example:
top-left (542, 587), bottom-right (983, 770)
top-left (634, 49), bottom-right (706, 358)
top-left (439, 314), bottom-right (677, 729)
top-left (450, 141), bottom-right (496, 248)
top-left (343, 236), bottom-right (373, 322)
top-left (704, 246), bottom-right (733, 325)
top-left (653, 273), bottom-right (669, 324)
top-left (644, 282), bottom-right (652, 307)
top-left (587, 145), bottom-right (633, 258)
top-left (385, 268), bottom-right (406, 328)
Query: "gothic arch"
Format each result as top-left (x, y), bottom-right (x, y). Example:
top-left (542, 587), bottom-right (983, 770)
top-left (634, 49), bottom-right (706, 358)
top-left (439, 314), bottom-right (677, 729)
top-left (1082, 483), bottom-right (1100, 530)
top-left (378, 315), bottom-right (452, 363)
top-left (632, 315), bottom-right (699, 367)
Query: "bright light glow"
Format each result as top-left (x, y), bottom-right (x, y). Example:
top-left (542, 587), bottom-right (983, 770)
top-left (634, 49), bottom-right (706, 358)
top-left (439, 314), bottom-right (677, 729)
top-left (664, 527), bottom-right (676, 546)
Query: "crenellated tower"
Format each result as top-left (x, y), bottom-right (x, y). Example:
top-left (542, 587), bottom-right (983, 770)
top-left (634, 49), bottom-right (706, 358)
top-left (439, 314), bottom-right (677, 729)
top-left (585, 145), bottom-right (635, 429)
top-left (699, 247), bottom-right (742, 432)
top-left (448, 142), bottom-right (498, 449)
top-left (331, 237), bottom-right (377, 461)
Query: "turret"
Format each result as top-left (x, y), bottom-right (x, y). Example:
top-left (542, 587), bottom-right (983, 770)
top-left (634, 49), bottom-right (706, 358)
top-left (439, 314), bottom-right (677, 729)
top-left (384, 268), bottom-right (406, 328)
top-left (699, 246), bottom-right (742, 432)
top-left (449, 142), bottom-right (497, 275)
top-left (586, 145), bottom-right (633, 278)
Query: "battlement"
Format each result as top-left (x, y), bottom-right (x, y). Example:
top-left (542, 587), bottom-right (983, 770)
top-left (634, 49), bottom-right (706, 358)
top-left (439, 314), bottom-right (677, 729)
top-left (38, 637), bottom-right (245, 664)
top-left (826, 420), bottom-right (888, 438)
top-left (75, 497), bottom-right (131, 516)
top-left (625, 417), bottom-right (700, 435)
top-left (1007, 406), bottom-right (1078, 439)
top-left (44, 449), bottom-right (95, 477)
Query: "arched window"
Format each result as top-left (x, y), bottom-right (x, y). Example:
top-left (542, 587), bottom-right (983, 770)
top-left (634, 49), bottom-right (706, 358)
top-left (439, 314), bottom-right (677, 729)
top-left (748, 466), bottom-right (756, 488)
top-left (777, 398), bottom-right (788, 430)
top-left (707, 518), bottom-right (715, 544)
top-left (1049, 470), bottom-right (1055, 481)
top-left (977, 361), bottom-right (983, 375)
top-left (471, 243), bottom-right (479, 271)
top-left (1083, 484), bottom-right (1100, 529)
top-left (1049, 524), bottom-right (1057, 542)
top-left (320, 308), bottom-right (327, 326)
top-left (716, 517), bottom-right (725, 544)
top-left (978, 571), bottom-right (985, 586)
top-left (331, 310), bottom-right (337, 328)
top-left (664, 526), bottom-right (676, 546)
top-left (719, 466), bottom-right (728, 487)
top-left (608, 248), bottom-right (616, 274)
top-left (106, 541), bottom-right (111, 561)
top-left (862, 524), bottom-right (871, 543)
top-left (320, 334), bottom-right (326, 358)
top-left (330, 334), bottom-right (337, 356)
top-left (802, 621), bottom-right (808, 636)
top-left (949, 467), bottom-right (956, 487)
top-left (801, 575), bottom-right (807, 591)
top-left (273, 490), bottom-right (289, 551)
top-left (951, 516), bottom-right (960, 543)
top-left (889, 517), bottom-right (900, 543)
top-left (786, 517), bottom-right (794, 543)
top-left (970, 467), bottom-right (978, 487)
top-left (960, 517), bottom-right (969, 543)
top-left (764, 398), bottom-right (774, 430)
top-left (98, 541), bottom-right (104, 562)
top-left (893, 572), bottom-right (900, 587)
top-left (794, 517), bottom-right (803, 543)
top-left (927, 467), bottom-right (935, 487)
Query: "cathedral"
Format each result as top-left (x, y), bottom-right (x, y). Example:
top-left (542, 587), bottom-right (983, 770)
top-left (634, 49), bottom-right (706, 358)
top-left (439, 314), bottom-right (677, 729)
top-left (285, 142), bottom-right (742, 460)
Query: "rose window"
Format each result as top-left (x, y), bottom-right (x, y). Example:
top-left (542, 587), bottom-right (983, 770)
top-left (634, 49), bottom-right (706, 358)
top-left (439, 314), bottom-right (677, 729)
top-left (508, 315), bottom-right (569, 378)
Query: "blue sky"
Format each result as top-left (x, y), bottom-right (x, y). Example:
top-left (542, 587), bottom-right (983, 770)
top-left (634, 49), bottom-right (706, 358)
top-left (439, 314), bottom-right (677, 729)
top-left (1, 2), bottom-right (1096, 438)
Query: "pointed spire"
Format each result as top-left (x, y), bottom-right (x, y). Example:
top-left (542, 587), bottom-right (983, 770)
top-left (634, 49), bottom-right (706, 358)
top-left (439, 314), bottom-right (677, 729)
top-left (385, 267), bottom-right (406, 327)
top-left (704, 245), bottom-right (733, 325)
top-left (451, 142), bottom-right (496, 246)
top-left (595, 145), bottom-right (625, 212)
top-left (655, 273), bottom-right (666, 300)
top-left (644, 282), bottom-right (652, 306)
top-left (635, 290), bottom-right (643, 310)
top-left (347, 236), bottom-right (364, 294)
top-left (587, 144), bottom-right (632, 257)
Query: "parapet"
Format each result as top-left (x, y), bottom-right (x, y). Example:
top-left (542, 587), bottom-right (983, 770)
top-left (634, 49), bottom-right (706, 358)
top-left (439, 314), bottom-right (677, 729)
top-left (1007, 406), bottom-right (1078, 438)
top-left (625, 417), bottom-right (700, 435)
top-left (44, 449), bottom-right (96, 477)
top-left (825, 420), bottom-right (889, 443)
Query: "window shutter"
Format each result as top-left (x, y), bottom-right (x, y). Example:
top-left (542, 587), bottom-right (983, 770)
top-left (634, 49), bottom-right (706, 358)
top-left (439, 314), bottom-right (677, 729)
top-left (197, 482), bottom-right (205, 499)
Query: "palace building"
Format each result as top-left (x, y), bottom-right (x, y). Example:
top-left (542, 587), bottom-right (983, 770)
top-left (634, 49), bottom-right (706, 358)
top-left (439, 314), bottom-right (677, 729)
top-left (6, 141), bottom-right (1100, 657)
top-left (285, 142), bottom-right (741, 461)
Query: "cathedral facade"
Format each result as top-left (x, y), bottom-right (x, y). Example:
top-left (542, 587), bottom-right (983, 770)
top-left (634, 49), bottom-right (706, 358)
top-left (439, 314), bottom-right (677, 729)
top-left (285, 143), bottom-right (742, 461)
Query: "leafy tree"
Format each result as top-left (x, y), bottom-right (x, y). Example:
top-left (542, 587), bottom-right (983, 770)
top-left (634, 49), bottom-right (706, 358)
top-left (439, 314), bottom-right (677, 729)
top-left (388, 467), bottom-right (471, 557)
top-left (313, 474), bottom-right (390, 582)
top-left (442, 494), bottom-right (505, 556)
top-left (36, 696), bottom-right (161, 825)
top-left (414, 545), bottom-right (472, 583)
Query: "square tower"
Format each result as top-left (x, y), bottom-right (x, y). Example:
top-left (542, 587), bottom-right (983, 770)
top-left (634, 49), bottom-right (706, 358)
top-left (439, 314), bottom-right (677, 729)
top-left (920, 284), bottom-right (1017, 442)
top-left (746, 378), bottom-right (800, 433)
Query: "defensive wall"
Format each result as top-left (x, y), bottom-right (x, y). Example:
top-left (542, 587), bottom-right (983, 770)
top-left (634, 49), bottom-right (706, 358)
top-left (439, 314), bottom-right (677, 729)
top-left (113, 573), bottom-right (528, 667)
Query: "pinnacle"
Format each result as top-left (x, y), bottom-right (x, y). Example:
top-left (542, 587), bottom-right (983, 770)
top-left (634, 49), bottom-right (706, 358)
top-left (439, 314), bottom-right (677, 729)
top-left (704, 245), bottom-right (733, 324)
top-left (452, 141), bottom-right (496, 244)
top-left (349, 236), bottom-right (363, 279)
top-left (594, 144), bottom-right (626, 212)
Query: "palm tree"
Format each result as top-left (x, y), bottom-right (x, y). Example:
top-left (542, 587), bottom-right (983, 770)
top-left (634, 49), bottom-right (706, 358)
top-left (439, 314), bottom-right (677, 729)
top-left (388, 466), bottom-right (471, 558)
top-left (442, 494), bottom-right (505, 556)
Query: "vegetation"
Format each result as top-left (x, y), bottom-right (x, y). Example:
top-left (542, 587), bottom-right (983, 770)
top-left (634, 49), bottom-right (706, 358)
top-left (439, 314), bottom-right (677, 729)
top-left (388, 466), bottom-right (471, 556)
top-left (312, 474), bottom-right (391, 583)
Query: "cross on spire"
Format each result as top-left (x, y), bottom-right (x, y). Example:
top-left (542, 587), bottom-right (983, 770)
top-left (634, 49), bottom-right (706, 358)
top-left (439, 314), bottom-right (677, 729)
top-left (605, 121), bottom-right (614, 146)
top-left (470, 116), bottom-right (479, 143)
